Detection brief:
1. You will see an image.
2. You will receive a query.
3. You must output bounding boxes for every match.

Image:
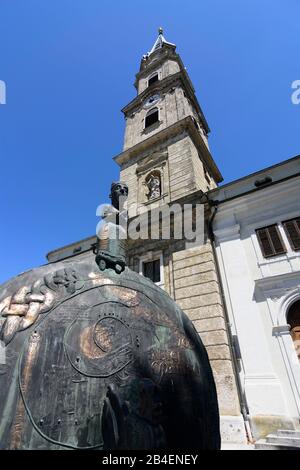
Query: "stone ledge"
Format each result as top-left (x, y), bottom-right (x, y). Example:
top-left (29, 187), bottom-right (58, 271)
top-left (174, 270), bottom-right (217, 288)
top-left (176, 292), bottom-right (221, 309)
top-left (176, 281), bottom-right (220, 300)
top-left (194, 316), bottom-right (226, 332)
top-left (206, 344), bottom-right (232, 360)
top-left (174, 261), bottom-right (216, 280)
top-left (173, 252), bottom-right (214, 269)
top-left (199, 329), bottom-right (229, 346)
top-left (172, 243), bottom-right (212, 261)
top-left (210, 359), bottom-right (236, 375)
top-left (184, 304), bottom-right (224, 321)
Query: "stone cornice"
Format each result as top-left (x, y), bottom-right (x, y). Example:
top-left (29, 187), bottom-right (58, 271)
top-left (136, 152), bottom-right (168, 175)
top-left (212, 176), bottom-right (300, 217)
top-left (123, 71), bottom-right (210, 134)
top-left (214, 224), bottom-right (241, 242)
top-left (136, 47), bottom-right (182, 80)
top-left (113, 115), bottom-right (223, 183)
top-left (254, 270), bottom-right (300, 292)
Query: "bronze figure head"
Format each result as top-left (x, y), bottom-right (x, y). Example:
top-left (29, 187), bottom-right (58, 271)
top-left (110, 181), bottom-right (128, 210)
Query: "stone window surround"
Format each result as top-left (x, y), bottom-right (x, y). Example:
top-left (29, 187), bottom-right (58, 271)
top-left (255, 224), bottom-right (287, 259)
top-left (143, 107), bottom-right (162, 134)
top-left (139, 251), bottom-right (164, 289)
top-left (231, 209), bottom-right (300, 269)
top-left (136, 153), bottom-right (169, 207)
top-left (250, 222), bottom-right (299, 268)
top-left (147, 70), bottom-right (160, 87)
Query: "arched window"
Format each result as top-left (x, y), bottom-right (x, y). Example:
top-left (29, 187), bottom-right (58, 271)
top-left (145, 107), bottom-right (159, 128)
top-left (148, 73), bottom-right (158, 87)
top-left (287, 299), bottom-right (300, 362)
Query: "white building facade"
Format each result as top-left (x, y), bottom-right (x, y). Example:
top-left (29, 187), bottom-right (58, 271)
top-left (209, 155), bottom-right (300, 442)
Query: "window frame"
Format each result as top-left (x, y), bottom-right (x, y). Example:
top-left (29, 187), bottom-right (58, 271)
top-left (148, 73), bottom-right (159, 87)
top-left (144, 107), bottom-right (159, 129)
top-left (142, 259), bottom-right (161, 283)
top-left (139, 252), bottom-right (164, 288)
top-left (255, 224), bottom-right (287, 258)
top-left (282, 217), bottom-right (300, 252)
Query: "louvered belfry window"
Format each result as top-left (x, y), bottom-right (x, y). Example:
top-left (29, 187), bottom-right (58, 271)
top-left (256, 224), bottom-right (286, 258)
top-left (283, 218), bottom-right (300, 251)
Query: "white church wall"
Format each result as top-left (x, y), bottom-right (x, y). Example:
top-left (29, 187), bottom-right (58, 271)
top-left (211, 163), bottom-right (300, 439)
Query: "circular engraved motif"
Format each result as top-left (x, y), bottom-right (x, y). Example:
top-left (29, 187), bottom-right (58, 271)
top-left (64, 303), bottom-right (134, 378)
top-left (93, 317), bottom-right (131, 353)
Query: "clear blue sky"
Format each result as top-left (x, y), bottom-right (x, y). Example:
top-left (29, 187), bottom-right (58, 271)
top-left (0, 0), bottom-right (299, 284)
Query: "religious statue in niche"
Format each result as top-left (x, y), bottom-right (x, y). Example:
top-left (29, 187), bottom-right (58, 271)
top-left (146, 172), bottom-right (161, 200)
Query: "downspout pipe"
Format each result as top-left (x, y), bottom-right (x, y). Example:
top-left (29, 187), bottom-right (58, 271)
top-left (205, 198), bottom-right (254, 443)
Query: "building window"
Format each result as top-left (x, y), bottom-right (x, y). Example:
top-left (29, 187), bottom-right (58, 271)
top-left (287, 300), bottom-right (300, 362)
top-left (145, 107), bottom-right (159, 128)
top-left (282, 218), bottom-right (300, 251)
top-left (139, 252), bottom-right (164, 288)
top-left (142, 259), bottom-right (161, 283)
top-left (148, 73), bottom-right (158, 87)
top-left (256, 224), bottom-right (286, 258)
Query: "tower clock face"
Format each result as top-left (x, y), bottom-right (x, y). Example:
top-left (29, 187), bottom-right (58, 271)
top-left (144, 94), bottom-right (160, 108)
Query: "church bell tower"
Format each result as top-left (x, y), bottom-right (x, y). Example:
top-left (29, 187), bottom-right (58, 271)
top-left (114, 29), bottom-right (247, 445)
top-left (115, 28), bottom-right (222, 217)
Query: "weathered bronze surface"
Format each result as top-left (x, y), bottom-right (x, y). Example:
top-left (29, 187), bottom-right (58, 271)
top-left (94, 182), bottom-right (128, 274)
top-left (0, 182), bottom-right (220, 450)
top-left (0, 261), bottom-right (220, 449)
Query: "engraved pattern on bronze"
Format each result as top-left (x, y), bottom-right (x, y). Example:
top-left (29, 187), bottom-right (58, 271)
top-left (0, 265), bottom-right (220, 450)
top-left (64, 306), bottom-right (134, 378)
top-left (0, 268), bottom-right (84, 345)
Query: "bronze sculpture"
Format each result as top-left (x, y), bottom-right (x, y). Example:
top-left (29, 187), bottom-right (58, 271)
top-left (0, 183), bottom-right (220, 450)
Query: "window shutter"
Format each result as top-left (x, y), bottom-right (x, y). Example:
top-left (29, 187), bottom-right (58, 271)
top-left (256, 225), bottom-right (286, 258)
top-left (268, 225), bottom-right (285, 253)
top-left (283, 218), bottom-right (300, 251)
top-left (256, 228), bottom-right (273, 257)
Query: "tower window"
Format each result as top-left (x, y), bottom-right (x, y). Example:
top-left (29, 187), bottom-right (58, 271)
top-left (282, 217), bottom-right (300, 251)
top-left (142, 259), bottom-right (161, 283)
top-left (256, 224), bottom-right (286, 258)
top-left (145, 107), bottom-right (159, 128)
top-left (148, 73), bottom-right (158, 87)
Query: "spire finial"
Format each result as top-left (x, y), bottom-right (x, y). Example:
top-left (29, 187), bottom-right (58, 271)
top-left (146, 28), bottom-right (175, 57)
